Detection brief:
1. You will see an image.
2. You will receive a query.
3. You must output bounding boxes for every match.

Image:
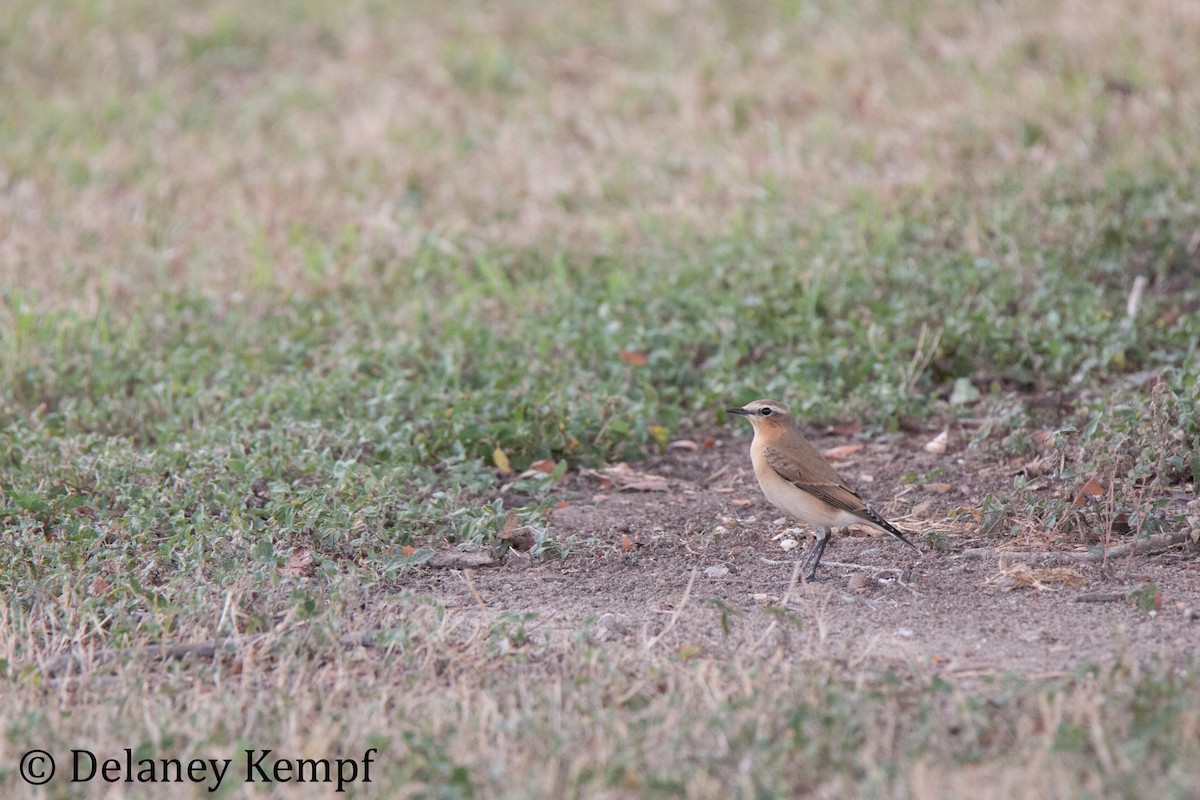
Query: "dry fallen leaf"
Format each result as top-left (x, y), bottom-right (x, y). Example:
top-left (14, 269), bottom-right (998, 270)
top-left (924, 482), bottom-right (952, 494)
top-left (923, 428), bottom-right (949, 454)
top-left (518, 459), bottom-right (565, 481)
top-left (731, 498), bottom-right (752, 507)
top-left (957, 506), bottom-right (984, 524)
top-left (620, 535), bottom-right (634, 552)
top-left (619, 350), bottom-right (648, 366)
top-left (89, 577), bottom-right (111, 596)
top-left (492, 446), bottom-right (513, 474)
top-left (277, 547), bottom-right (314, 578)
top-left (1074, 478), bottom-right (1107, 506)
top-left (703, 437), bottom-right (716, 449)
top-left (1032, 430), bottom-right (1057, 449)
top-left (498, 511), bottom-right (535, 552)
top-left (669, 439), bottom-right (698, 451)
top-left (400, 545), bottom-right (416, 558)
top-left (583, 463), bottom-right (669, 492)
top-left (1019, 455), bottom-right (1056, 477)
top-left (985, 561), bottom-right (1087, 592)
top-left (822, 444), bottom-right (862, 461)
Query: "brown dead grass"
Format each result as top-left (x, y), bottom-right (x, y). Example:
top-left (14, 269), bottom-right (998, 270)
top-left (3, 0), bottom-right (1199, 312)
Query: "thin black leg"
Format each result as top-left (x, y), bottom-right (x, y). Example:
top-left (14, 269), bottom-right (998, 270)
top-left (801, 527), bottom-right (832, 581)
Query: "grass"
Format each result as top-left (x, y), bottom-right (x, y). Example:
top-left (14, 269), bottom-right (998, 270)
top-left (2, 0), bottom-right (1200, 796)
top-left (4, 603), bottom-right (1199, 798)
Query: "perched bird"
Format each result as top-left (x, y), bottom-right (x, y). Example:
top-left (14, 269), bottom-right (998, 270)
top-left (726, 399), bottom-right (920, 580)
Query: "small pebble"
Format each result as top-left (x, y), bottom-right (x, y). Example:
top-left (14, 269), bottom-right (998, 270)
top-left (704, 565), bottom-right (729, 578)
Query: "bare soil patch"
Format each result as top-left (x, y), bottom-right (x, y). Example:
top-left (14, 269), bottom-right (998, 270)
top-left (406, 432), bottom-right (1200, 677)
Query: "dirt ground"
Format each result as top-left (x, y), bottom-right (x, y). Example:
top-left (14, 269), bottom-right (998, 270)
top-left (407, 431), bottom-right (1200, 677)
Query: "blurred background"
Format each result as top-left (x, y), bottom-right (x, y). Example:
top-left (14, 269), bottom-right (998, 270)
top-left (4, 0), bottom-right (1196, 307)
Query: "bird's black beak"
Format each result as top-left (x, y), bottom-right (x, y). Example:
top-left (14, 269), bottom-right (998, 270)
top-left (725, 407), bottom-right (750, 416)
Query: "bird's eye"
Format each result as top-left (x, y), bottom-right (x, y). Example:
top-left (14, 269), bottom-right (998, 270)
top-left (760, 407), bottom-right (773, 416)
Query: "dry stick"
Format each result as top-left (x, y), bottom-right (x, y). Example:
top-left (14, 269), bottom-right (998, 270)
top-left (42, 634), bottom-right (269, 678)
top-left (644, 567), bottom-right (698, 652)
top-left (458, 568), bottom-right (492, 644)
top-left (779, 558), bottom-right (803, 607)
top-left (1073, 592), bottom-right (1129, 604)
top-left (820, 560), bottom-right (884, 571)
top-left (703, 464), bottom-right (731, 485)
top-left (459, 569), bottom-right (490, 617)
top-left (42, 630), bottom-right (384, 678)
top-left (958, 532), bottom-right (1192, 564)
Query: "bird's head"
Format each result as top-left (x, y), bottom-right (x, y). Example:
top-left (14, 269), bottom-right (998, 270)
top-left (725, 399), bottom-right (794, 431)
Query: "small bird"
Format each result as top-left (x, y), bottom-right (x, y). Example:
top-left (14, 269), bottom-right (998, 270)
top-left (726, 399), bottom-right (920, 580)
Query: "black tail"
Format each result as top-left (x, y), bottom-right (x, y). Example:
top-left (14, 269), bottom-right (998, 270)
top-left (858, 507), bottom-right (921, 554)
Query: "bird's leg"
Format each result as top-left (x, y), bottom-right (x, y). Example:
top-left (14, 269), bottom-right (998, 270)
top-left (801, 527), bottom-right (831, 582)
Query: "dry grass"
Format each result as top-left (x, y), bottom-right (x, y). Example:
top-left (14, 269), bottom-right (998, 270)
top-left (4, 587), bottom-right (1196, 798)
top-left (3, 0), bottom-right (1199, 312)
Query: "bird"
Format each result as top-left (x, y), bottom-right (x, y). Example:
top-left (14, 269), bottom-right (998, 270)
top-left (726, 398), bottom-right (920, 581)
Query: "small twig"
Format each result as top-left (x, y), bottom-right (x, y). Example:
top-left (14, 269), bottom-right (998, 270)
top-left (644, 568), bottom-right (697, 651)
top-left (779, 558), bottom-right (803, 607)
top-left (959, 532), bottom-right (1191, 564)
top-left (821, 560), bottom-right (900, 571)
top-left (42, 634), bottom-right (270, 678)
top-left (41, 629), bottom-right (385, 679)
top-left (959, 549), bottom-right (1082, 564)
top-left (1072, 531), bottom-right (1190, 561)
top-left (703, 464), bottom-right (731, 484)
top-left (1073, 592), bottom-right (1128, 604)
top-left (459, 569), bottom-right (490, 617)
